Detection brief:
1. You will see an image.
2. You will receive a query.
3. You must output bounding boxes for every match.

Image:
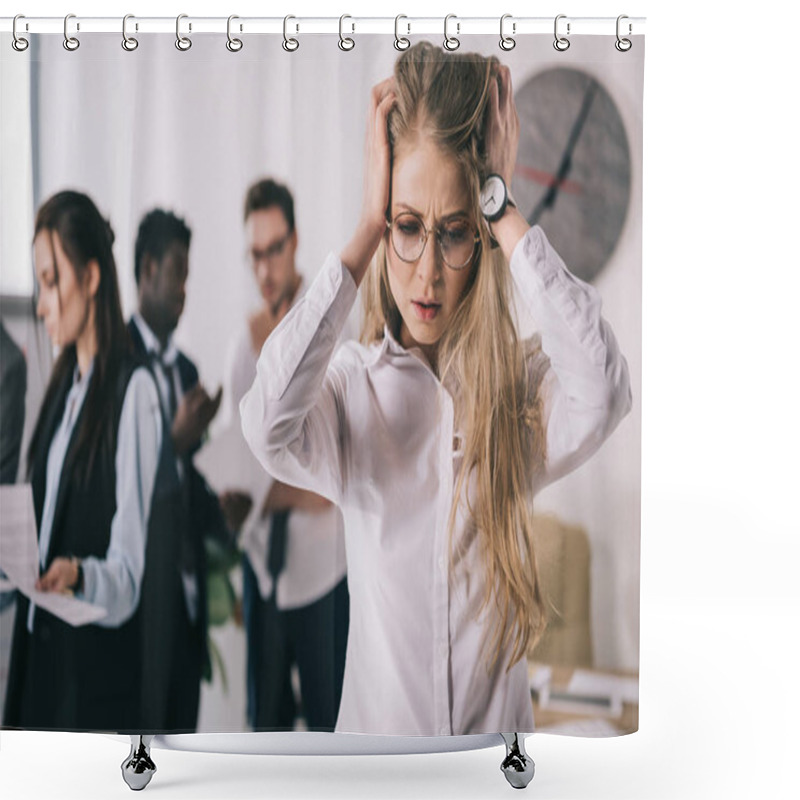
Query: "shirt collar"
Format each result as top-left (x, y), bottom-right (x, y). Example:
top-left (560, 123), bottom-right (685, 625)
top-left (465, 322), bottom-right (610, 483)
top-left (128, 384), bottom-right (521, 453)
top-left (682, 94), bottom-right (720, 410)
top-left (71, 356), bottom-right (95, 389)
top-left (380, 323), bottom-right (435, 373)
top-left (132, 312), bottom-right (179, 366)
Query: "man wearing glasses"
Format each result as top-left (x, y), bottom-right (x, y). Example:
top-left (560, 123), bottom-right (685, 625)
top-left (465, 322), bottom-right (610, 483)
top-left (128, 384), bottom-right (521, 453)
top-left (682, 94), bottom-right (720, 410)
top-left (223, 179), bottom-right (349, 732)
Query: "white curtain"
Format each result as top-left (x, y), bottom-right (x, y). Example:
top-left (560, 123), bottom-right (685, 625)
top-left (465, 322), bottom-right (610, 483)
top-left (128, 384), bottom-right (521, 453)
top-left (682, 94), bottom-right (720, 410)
top-left (29, 32), bottom-right (641, 728)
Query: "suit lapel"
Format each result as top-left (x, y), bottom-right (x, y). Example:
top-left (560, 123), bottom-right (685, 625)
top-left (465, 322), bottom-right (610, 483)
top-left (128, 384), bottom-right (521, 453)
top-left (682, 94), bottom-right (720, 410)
top-left (31, 371), bottom-right (72, 539)
top-left (127, 317), bottom-right (147, 360)
top-left (45, 371), bottom-right (93, 566)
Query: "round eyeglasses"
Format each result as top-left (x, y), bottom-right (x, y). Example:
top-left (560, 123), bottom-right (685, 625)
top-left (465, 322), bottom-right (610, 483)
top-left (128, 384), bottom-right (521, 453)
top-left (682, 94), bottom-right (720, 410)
top-left (387, 212), bottom-right (480, 271)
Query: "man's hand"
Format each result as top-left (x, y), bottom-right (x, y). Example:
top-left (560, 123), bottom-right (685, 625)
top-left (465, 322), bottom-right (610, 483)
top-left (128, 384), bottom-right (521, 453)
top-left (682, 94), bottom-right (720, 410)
top-left (220, 490), bottom-right (253, 532)
top-left (172, 384), bottom-right (223, 455)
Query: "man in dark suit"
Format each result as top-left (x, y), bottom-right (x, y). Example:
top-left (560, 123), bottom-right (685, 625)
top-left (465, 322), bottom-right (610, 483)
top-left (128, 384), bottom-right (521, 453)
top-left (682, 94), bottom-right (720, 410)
top-left (129, 209), bottom-right (238, 732)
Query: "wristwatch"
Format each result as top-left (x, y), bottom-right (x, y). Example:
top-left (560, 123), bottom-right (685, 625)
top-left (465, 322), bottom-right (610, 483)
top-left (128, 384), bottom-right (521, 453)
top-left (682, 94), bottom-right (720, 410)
top-left (479, 173), bottom-right (516, 223)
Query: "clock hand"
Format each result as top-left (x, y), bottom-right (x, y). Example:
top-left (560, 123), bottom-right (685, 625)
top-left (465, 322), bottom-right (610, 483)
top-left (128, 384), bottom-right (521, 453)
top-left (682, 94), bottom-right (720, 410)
top-left (515, 164), bottom-right (582, 195)
top-left (528, 80), bottom-right (598, 226)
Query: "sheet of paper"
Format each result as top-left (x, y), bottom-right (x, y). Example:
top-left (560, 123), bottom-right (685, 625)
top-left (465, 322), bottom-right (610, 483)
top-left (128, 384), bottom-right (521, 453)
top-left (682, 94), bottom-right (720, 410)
top-left (567, 669), bottom-right (639, 705)
top-left (0, 484), bottom-right (107, 626)
top-left (0, 484), bottom-right (40, 590)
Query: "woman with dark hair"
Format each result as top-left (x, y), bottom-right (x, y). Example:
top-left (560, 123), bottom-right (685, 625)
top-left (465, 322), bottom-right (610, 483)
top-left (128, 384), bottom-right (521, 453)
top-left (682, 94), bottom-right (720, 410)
top-left (2, 190), bottom-right (162, 732)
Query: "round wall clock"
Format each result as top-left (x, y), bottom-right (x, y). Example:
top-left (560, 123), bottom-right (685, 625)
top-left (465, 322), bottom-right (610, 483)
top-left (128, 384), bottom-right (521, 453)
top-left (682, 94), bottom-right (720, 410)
top-left (513, 67), bottom-right (631, 284)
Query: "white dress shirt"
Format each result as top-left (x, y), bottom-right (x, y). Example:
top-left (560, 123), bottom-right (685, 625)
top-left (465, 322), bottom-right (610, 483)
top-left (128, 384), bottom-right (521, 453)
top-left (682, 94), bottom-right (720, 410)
top-left (29, 360), bottom-right (162, 632)
top-left (240, 225), bottom-right (632, 735)
top-left (131, 313), bottom-right (184, 423)
top-left (224, 280), bottom-right (347, 610)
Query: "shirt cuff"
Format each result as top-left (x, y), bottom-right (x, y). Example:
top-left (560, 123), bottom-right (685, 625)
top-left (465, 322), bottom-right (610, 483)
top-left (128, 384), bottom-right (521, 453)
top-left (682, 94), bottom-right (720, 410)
top-left (268, 252), bottom-right (358, 401)
top-left (509, 224), bottom-right (607, 370)
top-left (77, 555), bottom-right (99, 602)
top-left (308, 252), bottom-right (359, 334)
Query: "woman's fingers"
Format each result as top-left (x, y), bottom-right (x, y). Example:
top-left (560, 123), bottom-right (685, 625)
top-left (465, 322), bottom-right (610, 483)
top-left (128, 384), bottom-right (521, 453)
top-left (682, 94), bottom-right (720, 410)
top-left (499, 64), bottom-right (513, 111)
top-left (36, 558), bottom-right (73, 593)
top-left (489, 68), bottom-right (501, 120)
top-left (486, 63), bottom-right (519, 186)
top-left (342, 77), bottom-right (397, 286)
top-left (370, 76), bottom-right (395, 109)
top-left (364, 81), bottom-right (396, 227)
top-left (375, 90), bottom-right (396, 152)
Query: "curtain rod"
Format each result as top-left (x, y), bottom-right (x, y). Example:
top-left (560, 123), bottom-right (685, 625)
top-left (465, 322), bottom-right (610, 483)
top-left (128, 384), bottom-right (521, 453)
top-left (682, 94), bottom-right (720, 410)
top-left (1, 15), bottom-right (646, 37)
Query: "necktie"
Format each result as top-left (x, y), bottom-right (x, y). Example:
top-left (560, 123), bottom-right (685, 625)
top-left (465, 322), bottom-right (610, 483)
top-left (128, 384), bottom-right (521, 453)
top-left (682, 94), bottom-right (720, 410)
top-left (267, 510), bottom-right (290, 596)
top-left (147, 350), bottom-right (177, 421)
top-left (160, 358), bottom-right (178, 420)
top-left (149, 351), bottom-right (196, 577)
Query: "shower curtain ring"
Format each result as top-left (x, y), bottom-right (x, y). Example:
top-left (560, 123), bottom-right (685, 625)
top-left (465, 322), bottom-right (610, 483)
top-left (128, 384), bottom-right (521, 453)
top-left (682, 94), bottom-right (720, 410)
top-left (394, 15), bottom-right (410, 51)
top-left (227, 15), bottom-right (243, 52)
top-left (553, 14), bottom-right (570, 51)
top-left (63, 13), bottom-right (80, 51)
top-left (283, 15), bottom-right (299, 52)
top-left (12, 15), bottom-right (29, 52)
top-left (176, 14), bottom-right (192, 51)
top-left (122, 14), bottom-right (138, 51)
top-left (443, 14), bottom-right (460, 51)
top-left (339, 15), bottom-right (355, 51)
top-left (615, 15), bottom-right (632, 52)
top-left (499, 14), bottom-right (516, 51)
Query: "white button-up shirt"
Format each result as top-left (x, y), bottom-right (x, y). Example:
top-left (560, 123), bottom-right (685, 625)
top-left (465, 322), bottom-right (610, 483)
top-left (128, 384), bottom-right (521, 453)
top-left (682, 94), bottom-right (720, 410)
top-left (240, 225), bottom-right (632, 735)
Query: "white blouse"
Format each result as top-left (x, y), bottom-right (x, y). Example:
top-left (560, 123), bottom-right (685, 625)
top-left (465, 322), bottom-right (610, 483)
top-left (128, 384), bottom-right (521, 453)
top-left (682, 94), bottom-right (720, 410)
top-left (240, 225), bottom-right (632, 735)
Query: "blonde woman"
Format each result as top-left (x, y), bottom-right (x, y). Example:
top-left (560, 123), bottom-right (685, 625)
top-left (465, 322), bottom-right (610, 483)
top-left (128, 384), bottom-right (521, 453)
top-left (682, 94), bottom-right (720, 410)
top-left (241, 42), bottom-right (632, 736)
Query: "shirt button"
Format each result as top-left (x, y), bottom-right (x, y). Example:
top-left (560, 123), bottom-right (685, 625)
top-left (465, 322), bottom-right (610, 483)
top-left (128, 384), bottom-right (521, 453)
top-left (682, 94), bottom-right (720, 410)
top-left (440, 725), bottom-right (449, 735)
top-left (438, 556), bottom-right (446, 572)
top-left (439, 642), bottom-right (448, 658)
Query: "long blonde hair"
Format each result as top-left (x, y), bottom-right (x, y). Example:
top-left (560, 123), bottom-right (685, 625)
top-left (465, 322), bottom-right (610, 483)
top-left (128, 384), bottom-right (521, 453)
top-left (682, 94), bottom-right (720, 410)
top-left (361, 42), bottom-right (548, 670)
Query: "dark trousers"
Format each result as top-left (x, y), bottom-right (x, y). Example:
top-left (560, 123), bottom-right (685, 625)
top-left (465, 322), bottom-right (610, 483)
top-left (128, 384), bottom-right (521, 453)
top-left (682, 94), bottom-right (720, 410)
top-left (163, 590), bottom-right (203, 732)
top-left (242, 554), bottom-right (349, 731)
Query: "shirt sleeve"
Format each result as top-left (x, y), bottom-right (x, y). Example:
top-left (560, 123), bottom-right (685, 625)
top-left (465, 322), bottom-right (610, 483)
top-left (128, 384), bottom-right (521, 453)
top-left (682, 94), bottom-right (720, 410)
top-left (220, 327), bottom-right (245, 429)
top-left (240, 252), bottom-right (358, 506)
top-left (510, 225), bottom-right (633, 490)
top-left (77, 367), bottom-right (163, 627)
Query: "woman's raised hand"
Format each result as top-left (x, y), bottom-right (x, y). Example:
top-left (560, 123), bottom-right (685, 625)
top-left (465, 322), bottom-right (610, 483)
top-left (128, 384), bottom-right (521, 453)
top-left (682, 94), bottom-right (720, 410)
top-left (485, 64), bottom-right (529, 261)
top-left (341, 77), bottom-right (396, 287)
top-left (485, 64), bottom-right (519, 188)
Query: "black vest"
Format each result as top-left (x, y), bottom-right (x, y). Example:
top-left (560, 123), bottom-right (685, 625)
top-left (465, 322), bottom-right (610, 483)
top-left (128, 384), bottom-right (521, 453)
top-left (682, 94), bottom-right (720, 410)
top-left (3, 355), bottom-right (144, 732)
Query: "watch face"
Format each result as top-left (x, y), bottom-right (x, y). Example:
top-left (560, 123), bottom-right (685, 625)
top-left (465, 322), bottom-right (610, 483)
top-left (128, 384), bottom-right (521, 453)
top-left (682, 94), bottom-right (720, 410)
top-left (480, 174), bottom-right (506, 219)
top-left (514, 67), bottom-right (632, 283)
